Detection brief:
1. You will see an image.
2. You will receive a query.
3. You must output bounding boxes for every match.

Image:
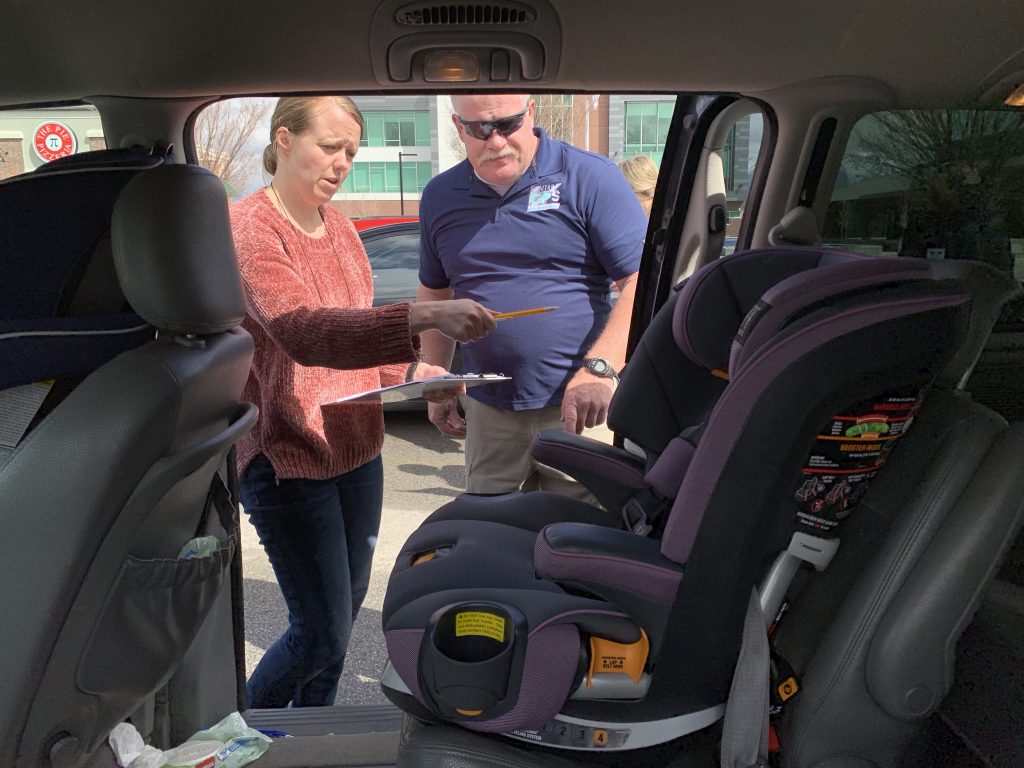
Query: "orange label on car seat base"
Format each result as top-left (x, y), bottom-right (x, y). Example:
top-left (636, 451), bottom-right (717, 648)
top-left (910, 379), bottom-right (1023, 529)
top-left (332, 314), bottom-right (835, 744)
top-left (587, 629), bottom-right (649, 686)
top-left (455, 611), bottom-right (506, 642)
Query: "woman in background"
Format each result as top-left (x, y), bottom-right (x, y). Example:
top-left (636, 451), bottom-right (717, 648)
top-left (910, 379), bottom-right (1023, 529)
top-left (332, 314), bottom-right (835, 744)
top-left (619, 154), bottom-right (659, 217)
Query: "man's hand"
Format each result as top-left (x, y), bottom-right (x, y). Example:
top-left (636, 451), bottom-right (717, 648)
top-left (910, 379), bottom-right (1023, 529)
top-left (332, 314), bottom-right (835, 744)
top-left (561, 369), bottom-right (615, 435)
top-left (410, 362), bottom-right (466, 404)
top-left (428, 397), bottom-right (466, 437)
top-left (409, 299), bottom-right (496, 343)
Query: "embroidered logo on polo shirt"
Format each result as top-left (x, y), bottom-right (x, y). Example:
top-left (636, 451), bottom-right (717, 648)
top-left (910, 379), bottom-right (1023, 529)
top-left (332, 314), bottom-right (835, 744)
top-left (527, 183), bottom-right (561, 212)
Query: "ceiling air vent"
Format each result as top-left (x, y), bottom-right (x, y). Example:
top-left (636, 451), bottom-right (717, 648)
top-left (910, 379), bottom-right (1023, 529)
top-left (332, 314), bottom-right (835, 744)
top-left (395, 3), bottom-right (537, 25)
top-left (371, 0), bottom-right (560, 84)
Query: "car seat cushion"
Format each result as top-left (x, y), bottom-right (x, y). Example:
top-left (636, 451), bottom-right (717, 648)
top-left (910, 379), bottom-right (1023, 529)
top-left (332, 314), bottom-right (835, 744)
top-left (531, 431), bottom-right (647, 490)
top-left (422, 490), bottom-right (619, 532)
top-left (534, 522), bottom-right (683, 603)
top-left (383, 518), bottom-right (640, 731)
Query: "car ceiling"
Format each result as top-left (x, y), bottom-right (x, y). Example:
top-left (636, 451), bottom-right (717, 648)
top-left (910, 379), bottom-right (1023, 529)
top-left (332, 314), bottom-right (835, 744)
top-left (3, 0), bottom-right (1023, 107)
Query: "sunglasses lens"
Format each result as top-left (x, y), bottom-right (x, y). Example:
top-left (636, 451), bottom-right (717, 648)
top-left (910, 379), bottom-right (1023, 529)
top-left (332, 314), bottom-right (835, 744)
top-left (461, 111), bottom-right (525, 140)
top-left (493, 115), bottom-right (523, 136)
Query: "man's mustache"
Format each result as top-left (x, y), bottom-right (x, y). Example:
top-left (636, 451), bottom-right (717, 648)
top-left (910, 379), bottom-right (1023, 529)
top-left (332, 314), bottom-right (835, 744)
top-left (478, 147), bottom-right (520, 162)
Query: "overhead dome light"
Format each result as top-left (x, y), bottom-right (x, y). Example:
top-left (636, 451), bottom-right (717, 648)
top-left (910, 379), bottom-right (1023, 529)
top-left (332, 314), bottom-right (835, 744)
top-left (1004, 82), bottom-right (1024, 107)
top-left (423, 51), bottom-right (480, 82)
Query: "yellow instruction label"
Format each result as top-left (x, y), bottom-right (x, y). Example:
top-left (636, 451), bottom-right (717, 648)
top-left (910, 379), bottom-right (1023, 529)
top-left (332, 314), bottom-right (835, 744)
top-left (455, 611), bottom-right (506, 642)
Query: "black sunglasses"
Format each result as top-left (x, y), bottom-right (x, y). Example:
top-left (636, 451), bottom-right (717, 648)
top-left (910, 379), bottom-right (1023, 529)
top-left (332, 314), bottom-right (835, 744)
top-left (456, 106), bottom-right (529, 140)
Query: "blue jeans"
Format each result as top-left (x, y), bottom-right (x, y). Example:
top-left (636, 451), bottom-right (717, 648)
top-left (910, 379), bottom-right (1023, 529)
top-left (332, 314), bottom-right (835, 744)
top-left (241, 453), bottom-right (383, 707)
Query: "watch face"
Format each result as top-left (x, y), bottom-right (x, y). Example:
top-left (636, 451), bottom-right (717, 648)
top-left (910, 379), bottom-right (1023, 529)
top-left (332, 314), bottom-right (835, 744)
top-left (587, 358), bottom-right (610, 376)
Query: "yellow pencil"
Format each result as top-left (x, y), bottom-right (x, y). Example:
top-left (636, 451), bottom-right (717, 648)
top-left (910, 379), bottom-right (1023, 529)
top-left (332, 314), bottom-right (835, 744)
top-left (493, 306), bottom-right (558, 321)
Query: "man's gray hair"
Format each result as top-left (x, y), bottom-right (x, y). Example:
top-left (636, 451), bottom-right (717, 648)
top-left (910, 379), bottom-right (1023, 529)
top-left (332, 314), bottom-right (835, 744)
top-left (450, 93), bottom-right (531, 116)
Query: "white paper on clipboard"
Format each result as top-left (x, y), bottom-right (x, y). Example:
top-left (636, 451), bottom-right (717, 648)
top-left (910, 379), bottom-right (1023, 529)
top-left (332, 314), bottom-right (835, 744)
top-left (322, 373), bottom-right (510, 406)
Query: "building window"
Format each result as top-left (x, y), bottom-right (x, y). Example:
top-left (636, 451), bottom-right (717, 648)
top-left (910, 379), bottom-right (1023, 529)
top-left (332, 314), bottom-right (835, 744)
top-left (361, 112), bottom-right (432, 147)
top-left (341, 161), bottom-right (433, 193)
top-left (623, 101), bottom-right (674, 165)
top-left (722, 124), bottom-right (737, 192)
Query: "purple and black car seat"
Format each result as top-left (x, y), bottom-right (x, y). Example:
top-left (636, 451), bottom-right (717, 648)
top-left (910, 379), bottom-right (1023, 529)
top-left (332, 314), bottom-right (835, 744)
top-left (380, 247), bottom-right (1024, 763)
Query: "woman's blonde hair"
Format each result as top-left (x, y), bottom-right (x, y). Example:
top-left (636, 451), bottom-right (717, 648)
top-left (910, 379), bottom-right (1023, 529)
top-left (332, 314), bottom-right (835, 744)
top-left (262, 96), bottom-right (365, 176)
top-left (619, 154), bottom-right (659, 201)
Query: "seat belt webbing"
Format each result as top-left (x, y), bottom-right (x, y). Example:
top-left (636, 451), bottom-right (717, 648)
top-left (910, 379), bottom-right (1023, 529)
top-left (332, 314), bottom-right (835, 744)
top-left (720, 588), bottom-right (770, 768)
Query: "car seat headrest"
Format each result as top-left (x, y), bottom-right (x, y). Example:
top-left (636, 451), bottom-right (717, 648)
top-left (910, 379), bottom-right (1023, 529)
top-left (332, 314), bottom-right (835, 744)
top-left (111, 164), bottom-right (246, 335)
top-left (672, 247), bottom-right (880, 372)
top-left (768, 206), bottom-right (820, 247)
top-left (728, 257), bottom-right (930, 374)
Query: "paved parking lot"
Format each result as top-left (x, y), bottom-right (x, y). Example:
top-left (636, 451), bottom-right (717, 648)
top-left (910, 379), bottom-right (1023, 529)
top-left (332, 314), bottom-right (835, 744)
top-left (241, 411), bottom-right (466, 705)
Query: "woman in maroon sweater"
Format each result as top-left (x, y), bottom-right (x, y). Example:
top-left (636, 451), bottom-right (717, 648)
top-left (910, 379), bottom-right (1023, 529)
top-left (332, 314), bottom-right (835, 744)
top-left (232, 96), bottom-right (494, 708)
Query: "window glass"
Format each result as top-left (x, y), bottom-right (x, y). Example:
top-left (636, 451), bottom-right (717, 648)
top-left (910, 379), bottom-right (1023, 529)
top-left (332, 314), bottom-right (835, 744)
top-left (414, 111), bottom-right (431, 144)
top-left (722, 113), bottom-right (765, 253)
top-left (363, 231), bottom-right (421, 304)
top-left (364, 232), bottom-right (420, 270)
top-left (0, 105), bottom-right (104, 180)
top-left (824, 109), bottom-right (1024, 322)
top-left (398, 122), bottom-right (414, 146)
top-left (623, 98), bottom-right (678, 166)
top-left (192, 94), bottom-right (681, 221)
top-left (369, 162), bottom-right (385, 191)
top-left (360, 110), bottom-right (432, 148)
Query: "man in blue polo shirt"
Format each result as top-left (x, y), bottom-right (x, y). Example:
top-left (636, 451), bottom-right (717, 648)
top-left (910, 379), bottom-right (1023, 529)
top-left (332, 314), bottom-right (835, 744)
top-left (417, 93), bottom-right (647, 499)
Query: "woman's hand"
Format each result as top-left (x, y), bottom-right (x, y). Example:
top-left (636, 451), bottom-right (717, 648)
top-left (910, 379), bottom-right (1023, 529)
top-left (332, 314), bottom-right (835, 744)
top-left (409, 299), bottom-right (496, 342)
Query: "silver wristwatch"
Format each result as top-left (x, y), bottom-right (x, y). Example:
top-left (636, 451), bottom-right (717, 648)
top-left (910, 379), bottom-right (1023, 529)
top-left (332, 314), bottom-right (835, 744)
top-left (583, 357), bottom-right (619, 383)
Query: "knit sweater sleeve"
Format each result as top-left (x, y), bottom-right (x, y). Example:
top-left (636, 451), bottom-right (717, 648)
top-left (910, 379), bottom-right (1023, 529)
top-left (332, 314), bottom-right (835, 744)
top-left (234, 207), bottom-right (419, 370)
top-left (379, 361), bottom-right (411, 388)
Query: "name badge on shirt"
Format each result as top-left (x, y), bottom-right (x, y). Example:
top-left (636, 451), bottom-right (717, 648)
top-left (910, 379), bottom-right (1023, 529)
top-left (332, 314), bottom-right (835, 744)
top-left (527, 183), bottom-right (561, 212)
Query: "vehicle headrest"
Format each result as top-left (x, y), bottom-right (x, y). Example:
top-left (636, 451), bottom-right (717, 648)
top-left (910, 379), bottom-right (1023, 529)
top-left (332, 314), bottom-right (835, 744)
top-left (673, 247), bottom-right (884, 372)
top-left (111, 164), bottom-right (246, 335)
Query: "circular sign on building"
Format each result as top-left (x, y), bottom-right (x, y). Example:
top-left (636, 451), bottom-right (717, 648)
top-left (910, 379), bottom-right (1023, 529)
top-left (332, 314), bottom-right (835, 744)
top-left (33, 121), bottom-right (77, 162)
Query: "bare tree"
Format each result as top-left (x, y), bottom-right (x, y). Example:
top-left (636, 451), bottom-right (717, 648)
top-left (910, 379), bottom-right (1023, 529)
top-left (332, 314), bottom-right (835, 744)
top-left (532, 94), bottom-right (601, 150)
top-left (445, 119), bottom-right (466, 161)
top-left (853, 109), bottom-right (1024, 322)
top-left (194, 99), bottom-right (270, 195)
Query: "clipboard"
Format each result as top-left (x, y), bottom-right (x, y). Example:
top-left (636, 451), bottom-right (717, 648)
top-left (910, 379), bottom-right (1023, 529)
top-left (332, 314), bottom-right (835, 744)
top-left (322, 373), bottom-right (510, 405)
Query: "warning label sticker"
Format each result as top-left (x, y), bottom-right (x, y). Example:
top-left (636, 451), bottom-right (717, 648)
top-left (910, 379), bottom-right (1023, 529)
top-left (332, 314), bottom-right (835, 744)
top-left (455, 611), bottom-right (506, 642)
top-left (794, 390), bottom-right (924, 533)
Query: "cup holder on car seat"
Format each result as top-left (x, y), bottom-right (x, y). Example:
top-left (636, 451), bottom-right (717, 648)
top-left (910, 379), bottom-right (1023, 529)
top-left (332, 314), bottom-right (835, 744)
top-left (418, 601), bottom-right (528, 722)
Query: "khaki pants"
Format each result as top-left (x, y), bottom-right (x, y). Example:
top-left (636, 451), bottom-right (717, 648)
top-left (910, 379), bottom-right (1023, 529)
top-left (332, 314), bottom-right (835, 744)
top-left (462, 397), bottom-right (614, 505)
